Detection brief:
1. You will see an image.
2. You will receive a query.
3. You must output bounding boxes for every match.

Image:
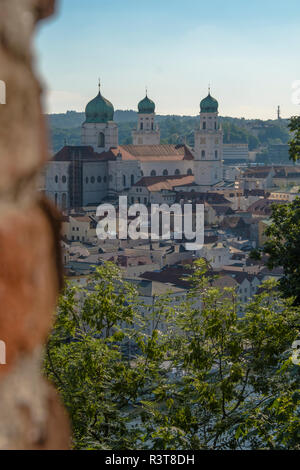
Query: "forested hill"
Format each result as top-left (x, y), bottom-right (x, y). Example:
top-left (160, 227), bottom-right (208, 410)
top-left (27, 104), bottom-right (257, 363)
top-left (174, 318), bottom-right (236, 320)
top-left (47, 110), bottom-right (291, 154)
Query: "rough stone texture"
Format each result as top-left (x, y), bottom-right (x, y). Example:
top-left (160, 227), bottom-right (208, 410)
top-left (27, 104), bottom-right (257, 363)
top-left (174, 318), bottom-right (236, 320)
top-left (0, 0), bottom-right (70, 449)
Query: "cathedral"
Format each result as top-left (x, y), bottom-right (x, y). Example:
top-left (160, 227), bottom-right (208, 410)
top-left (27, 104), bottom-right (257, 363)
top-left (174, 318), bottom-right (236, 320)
top-left (45, 84), bottom-right (224, 209)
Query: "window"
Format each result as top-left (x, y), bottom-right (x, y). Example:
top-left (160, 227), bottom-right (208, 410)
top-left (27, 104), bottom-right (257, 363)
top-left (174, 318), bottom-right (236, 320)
top-left (54, 193), bottom-right (58, 206)
top-left (203, 122), bottom-right (206, 130)
top-left (98, 132), bottom-right (105, 147)
top-left (131, 174), bottom-right (134, 186)
top-left (144, 198), bottom-right (147, 204)
top-left (163, 169), bottom-right (168, 176)
top-left (62, 175), bottom-right (67, 183)
top-left (55, 175), bottom-right (58, 183)
top-left (201, 150), bottom-right (205, 159)
top-left (140, 122), bottom-right (143, 130)
top-left (91, 176), bottom-right (95, 184)
top-left (62, 193), bottom-right (67, 210)
top-left (215, 122), bottom-right (217, 130)
top-left (97, 176), bottom-right (102, 183)
top-left (187, 168), bottom-right (193, 176)
top-left (175, 169), bottom-right (180, 175)
top-left (86, 177), bottom-right (89, 184)
top-left (151, 122), bottom-right (154, 130)
top-left (151, 170), bottom-right (156, 177)
top-left (104, 176), bottom-right (107, 183)
top-left (123, 175), bottom-right (126, 187)
top-left (215, 150), bottom-right (218, 159)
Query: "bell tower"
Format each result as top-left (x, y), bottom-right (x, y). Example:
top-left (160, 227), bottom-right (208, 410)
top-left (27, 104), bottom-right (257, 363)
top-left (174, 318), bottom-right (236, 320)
top-left (194, 89), bottom-right (223, 187)
top-left (132, 91), bottom-right (160, 145)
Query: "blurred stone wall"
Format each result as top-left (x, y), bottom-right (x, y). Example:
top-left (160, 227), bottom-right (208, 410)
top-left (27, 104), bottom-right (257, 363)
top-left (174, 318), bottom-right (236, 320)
top-left (0, 0), bottom-right (70, 449)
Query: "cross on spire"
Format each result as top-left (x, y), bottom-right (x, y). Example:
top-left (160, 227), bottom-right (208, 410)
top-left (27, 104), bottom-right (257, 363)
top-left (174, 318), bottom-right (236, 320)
top-left (98, 78), bottom-right (101, 93)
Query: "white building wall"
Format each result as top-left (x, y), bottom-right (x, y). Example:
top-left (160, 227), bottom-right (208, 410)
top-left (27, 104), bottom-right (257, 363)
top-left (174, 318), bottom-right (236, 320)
top-left (140, 160), bottom-right (193, 177)
top-left (194, 111), bottom-right (223, 186)
top-left (132, 113), bottom-right (160, 145)
top-left (81, 121), bottom-right (118, 152)
top-left (82, 162), bottom-right (108, 205)
top-left (45, 161), bottom-right (70, 209)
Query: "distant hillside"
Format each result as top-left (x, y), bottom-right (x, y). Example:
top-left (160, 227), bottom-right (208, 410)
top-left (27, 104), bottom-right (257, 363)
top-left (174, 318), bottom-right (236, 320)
top-left (46, 110), bottom-right (291, 155)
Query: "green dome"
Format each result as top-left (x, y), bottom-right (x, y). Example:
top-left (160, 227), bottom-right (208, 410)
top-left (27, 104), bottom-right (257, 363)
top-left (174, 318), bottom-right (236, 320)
top-left (138, 95), bottom-right (155, 114)
top-left (85, 88), bottom-right (114, 123)
top-left (200, 93), bottom-right (218, 113)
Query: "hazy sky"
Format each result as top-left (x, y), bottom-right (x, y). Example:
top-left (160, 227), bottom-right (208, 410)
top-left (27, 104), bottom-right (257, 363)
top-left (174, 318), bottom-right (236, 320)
top-left (35, 0), bottom-right (300, 119)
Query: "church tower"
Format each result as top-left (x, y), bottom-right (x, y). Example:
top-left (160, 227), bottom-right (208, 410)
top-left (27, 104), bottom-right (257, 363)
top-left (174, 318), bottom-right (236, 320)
top-left (194, 91), bottom-right (223, 187)
top-left (81, 82), bottom-right (118, 152)
top-left (132, 93), bottom-right (160, 145)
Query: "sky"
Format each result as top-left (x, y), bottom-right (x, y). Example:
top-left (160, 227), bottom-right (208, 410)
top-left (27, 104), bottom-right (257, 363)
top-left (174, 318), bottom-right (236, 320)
top-left (35, 0), bottom-right (300, 119)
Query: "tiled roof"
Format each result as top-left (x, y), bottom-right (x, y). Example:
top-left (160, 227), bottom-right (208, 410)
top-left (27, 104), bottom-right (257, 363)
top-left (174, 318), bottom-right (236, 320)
top-left (247, 198), bottom-right (286, 215)
top-left (176, 192), bottom-right (231, 205)
top-left (133, 175), bottom-right (195, 191)
top-left (117, 144), bottom-right (194, 161)
top-left (52, 146), bottom-right (104, 162)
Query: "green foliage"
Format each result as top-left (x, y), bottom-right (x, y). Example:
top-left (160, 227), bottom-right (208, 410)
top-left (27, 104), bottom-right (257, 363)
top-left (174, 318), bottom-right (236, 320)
top-left (47, 110), bottom-right (290, 153)
top-left (261, 198), bottom-right (300, 304)
top-left (45, 261), bottom-right (300, 450)
top-left (288, 116), bottom-right (300, 162)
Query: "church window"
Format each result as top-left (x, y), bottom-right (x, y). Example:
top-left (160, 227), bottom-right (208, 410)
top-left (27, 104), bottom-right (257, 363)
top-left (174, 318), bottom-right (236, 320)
top-left (62, 175), bottom-right (67, 183)
top-left (163, 169), bottom-right (168, 176)
top-left (187, 168), bottom-right (193, 175)
top-left (91, 176), bottom-right (95, 184)
top-left (140, 122), bottom-right (143, 130)
top-left (201, 150), bottom-right (205, 159)
top-left (175, 169), bottom-right (180, 175)
top-left (98, 132), bottom-right (105, 147)
top-left (131, 174), bottom-right (134, 185)
top-left (215, 150), bottom-right (218, 159)
top-left (123, 175), bottom-right (126, 187)
top-left (203, 122), bottom-right (206, 130)
top-left (97, 176), bottom-right (102, 183)
top-left (55, 175), bottom-right (58, 183)
top-left (151, 122), bottom-right (154, 130)
top-left (151, 170), bottom-right (156, 177)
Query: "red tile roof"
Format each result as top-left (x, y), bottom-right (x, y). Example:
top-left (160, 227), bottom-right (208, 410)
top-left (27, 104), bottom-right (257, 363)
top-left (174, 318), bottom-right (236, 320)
top-left (114, 144), bottom-right (194, 161)
top-left (133, 175), bottom-right (195, 191)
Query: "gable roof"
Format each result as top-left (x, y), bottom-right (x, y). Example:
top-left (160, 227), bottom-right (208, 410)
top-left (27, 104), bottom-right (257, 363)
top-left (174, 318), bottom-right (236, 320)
top-left (133, 175), bottom-right (195, 191)
top-left (52, 146), bottom-right (105, 162)
top-left (115, 144), bottom-right (194, 161)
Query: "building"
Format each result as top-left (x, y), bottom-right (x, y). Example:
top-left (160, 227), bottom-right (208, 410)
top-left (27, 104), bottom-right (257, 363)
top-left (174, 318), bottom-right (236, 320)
top-left (223, 143), bottom-right (249, 163)
top-left (46, 84), bottom-right (224, 209)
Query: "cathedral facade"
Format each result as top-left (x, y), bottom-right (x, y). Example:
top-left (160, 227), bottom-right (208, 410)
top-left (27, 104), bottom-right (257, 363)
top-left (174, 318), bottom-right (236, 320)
top-left (45, 85), bottom-right (224, 210)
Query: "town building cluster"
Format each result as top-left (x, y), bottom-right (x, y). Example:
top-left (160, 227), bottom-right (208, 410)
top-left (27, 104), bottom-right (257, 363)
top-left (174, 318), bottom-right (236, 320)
top-left (44, 84), bottom-right (300, 323)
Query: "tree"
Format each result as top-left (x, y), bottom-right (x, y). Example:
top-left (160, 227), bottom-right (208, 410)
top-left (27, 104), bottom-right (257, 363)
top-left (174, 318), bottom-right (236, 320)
top-left (256, 198), bottom-right (300, 304)
top-left (288, 116), bottom-right (300, 162)
top-left (45, 261), bottom-right (300, 450)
